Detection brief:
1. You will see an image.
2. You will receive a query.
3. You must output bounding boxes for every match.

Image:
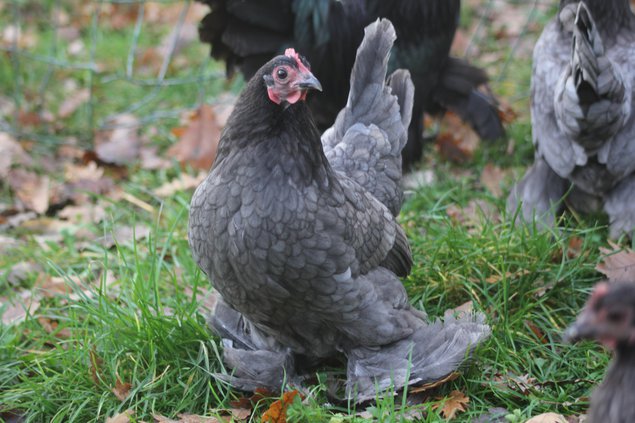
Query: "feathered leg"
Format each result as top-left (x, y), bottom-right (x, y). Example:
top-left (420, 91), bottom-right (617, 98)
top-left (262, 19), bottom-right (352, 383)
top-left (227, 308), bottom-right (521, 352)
top-left (346, 309), bottom-right (489, 402)
top-left (209, 300), bottom-right (298, 392)
top-left (507, 157), bottom-right (568, 231)
top-left (605, 173), bottom-right (635, 240)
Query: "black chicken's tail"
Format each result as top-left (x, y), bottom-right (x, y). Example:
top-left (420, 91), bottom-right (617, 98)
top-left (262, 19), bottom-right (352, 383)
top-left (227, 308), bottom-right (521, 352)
top-left (434, 57), bottom-right (505, 141)
top-left (198, 0), bottom-right (294, 78)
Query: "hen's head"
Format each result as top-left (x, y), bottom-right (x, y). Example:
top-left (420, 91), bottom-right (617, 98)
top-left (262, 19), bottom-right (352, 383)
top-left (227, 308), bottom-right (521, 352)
top-left (263, 48), bottom-right (322, 106)
top-left (565, 282), bottom-right (635, 351)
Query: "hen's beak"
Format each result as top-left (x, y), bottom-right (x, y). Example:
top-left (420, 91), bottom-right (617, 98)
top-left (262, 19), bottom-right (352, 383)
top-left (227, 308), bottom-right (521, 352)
top-left (296, 72), bottom-right (322, 92)
top-left (564, 312), bottom-right (596, 343)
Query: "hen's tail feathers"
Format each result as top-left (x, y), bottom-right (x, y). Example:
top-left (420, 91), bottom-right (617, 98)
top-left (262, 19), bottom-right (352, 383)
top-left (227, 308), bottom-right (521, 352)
top-left (555, 2), bottom-right (628, 148)
top-left (322, 19), bottom-right (414, 215)
top-left (198, 0), bottom-right (293, 78)
top-left (346, 310), bottom-right (491, 402)
top-left (387, 69), bottom-right (415, 143)
top-left (434, 57), bottom-right (505, 141)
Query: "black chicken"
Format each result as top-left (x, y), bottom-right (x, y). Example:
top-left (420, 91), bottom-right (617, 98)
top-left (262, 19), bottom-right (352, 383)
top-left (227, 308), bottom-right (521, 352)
top-left (197, 0), bottom-right (504, 169)
top-left (507, 0), bottom-right (635, 239)
top-left (189, 19), bottom-right (490, 401)
top-left (565, 282), bottom-right (635, 423)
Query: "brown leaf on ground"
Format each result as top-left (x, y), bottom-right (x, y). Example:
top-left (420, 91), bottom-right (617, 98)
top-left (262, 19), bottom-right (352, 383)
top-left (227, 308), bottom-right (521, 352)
top-left (410, 372), bottom-right (460, 394)
top-left (480, 164), bottom-right (508, 198)
top-left (1, 291), bottom-right (41, 325)
top-left (168, 104), bottom-right (222, 171)
top-left (596, 242), bottom-right (635, 283)
top-left (140, 146), bottom-right (172, 170)
top-left (58, 88), bottom-right (90, 118)
top-left (154, 172), bottom-right (206, 197)
top-left (105, 409), bottom-right (134, 423)
top-left (89, 346), bottom-right (104, 385)
top-left (497, 100), bottom-right (518, 125)
top-left (4, 261), bottom-right (42, 286)
top-left (493, 372), bottom-right (539, 396)
top-left (112, 376), bottom-right (132, 402)
top-left (229, 388), bottom-right (273, 410)
top-left (526, 413), bottom-right (568, 423)
top-left (485, 269), bottom-right (531, 284)
top-left (64, 161), bottom-right (104, 182)
top-left (95, 114), bottom-right (141, 165)
top-left (58, 203), bottom-right (106, 224)
top-left (446, 199), bottom-right (500, 230)
top-left (432, 390), bottom-right (469, 420)
top-left (0, 235), bottom-right (21, 253)
top-left (97, 225), bottom-right (151, 249)
top-left (435, 112), bottom-right (479, 164)
top-left (0, 132), bottom-right (31, 178)
top-left (229, 408), bottom-right (251, 421)
top-left (261, 390), bottom-right (302, 423)
top-left (37, 316), bottom-right (72, 339)
top-left (154, 414), bottom-right (221, 423)
top-left (525, 320), bottom-right (548, 344)
top-left (8, 169), bottom-right (50, 214)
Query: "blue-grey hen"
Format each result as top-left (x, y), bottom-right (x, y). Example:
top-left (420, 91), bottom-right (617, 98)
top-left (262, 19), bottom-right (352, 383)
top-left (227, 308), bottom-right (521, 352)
top-left (566, 282), bottom-right (635, 423)
top-left (507, 0), bottom-right (635, 238)
top-left (189, 19), bottom-right (490, 401)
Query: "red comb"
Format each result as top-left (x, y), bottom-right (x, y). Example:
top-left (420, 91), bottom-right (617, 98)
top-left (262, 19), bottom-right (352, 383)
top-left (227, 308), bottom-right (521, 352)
top-left (284, 48), bottom-right (311, 74)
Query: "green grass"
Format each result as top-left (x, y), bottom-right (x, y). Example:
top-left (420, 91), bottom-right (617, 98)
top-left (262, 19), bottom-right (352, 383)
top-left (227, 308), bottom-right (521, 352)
top-left (1, 1), bottom-right (632, 422)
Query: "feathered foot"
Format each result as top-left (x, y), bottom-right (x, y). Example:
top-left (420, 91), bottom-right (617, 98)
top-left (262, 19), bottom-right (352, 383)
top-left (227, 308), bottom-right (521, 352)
top-left (605, 173), bottom-right (635, 240)
top-left (507, 157), bottom-right (568, 231)
top-left (345, 309), bottom-right (490, 403)
top-left (209, 299), bottom-right (299, 392)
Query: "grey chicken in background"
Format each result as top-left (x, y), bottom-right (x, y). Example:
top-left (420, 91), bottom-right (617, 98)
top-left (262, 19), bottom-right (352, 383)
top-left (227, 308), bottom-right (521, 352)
top-left (507, 0), bottom-right (635, 239)
top-left (565, 282), bottom-right (635, 423)
top-left (189, 19), bottom-right (490, 401)
top-left (196, 0), bottom-right (505, 170)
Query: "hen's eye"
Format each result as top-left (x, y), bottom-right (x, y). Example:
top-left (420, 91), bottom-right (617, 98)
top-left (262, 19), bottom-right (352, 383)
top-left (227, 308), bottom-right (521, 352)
top-left (607, 310), bottom-right (625, 323)
top-left (277, 68), bottom-right (288, 80)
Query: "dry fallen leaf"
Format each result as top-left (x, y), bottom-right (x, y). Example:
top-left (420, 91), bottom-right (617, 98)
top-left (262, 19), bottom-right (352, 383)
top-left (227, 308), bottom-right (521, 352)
top-left (410, 372), bottom-right (460, 394)
top-left (480, 163), bottom-right (507, 198)
top-left (112, 376), bottom-right (132, 402)
top-left (154, 172), bottom-right (206, 197)
top-left (105, 409), bottom-right (134, 423)
top-left (58, 88), bottom-right (90, 118)
top-left (8, 169), bottom-right (50, 214)
top-left (596, 242), bottom-right (635, 283)
top-left (435, 112), bottom-right (480, 164)
top-left (58, 203), bottom-right (106, 224)
top-left (433, 390), bottom-right (469, 420)
top-left (446, 199), bottom-right (500, 229)
top-left (154, 413), bottom-right (221, 423)
top-left (95, 114), bottom-right (141, 165)
top-left (261, 390), bottom-right (302, 423)
top-left (526, 413), bottom-right (568, 423)
top-left (89, 346), bottom-right (104, 385)
top-left (0, 132), bottom-right (31, 178)
top-left (97, 225), bottom-right (151, 249)
top-left (168, 104), bottom-right (222, 171)
top-left (140, 146), bottom-right (172, 170)
top-left (64, 161), bottom-right (104, 182)
top-left (525, 320), bottom-right (548, 344)
top-left (1, 291), bottom-right (41, 325)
